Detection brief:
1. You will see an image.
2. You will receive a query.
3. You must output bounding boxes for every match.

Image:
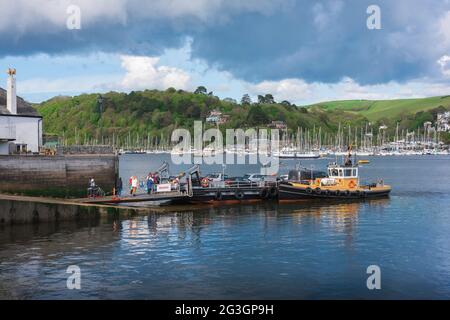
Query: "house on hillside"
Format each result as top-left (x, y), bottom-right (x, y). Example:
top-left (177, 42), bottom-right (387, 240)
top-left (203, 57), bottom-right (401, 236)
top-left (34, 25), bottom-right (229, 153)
top-left (268, 120), bottom-right (287, 130)
top-left (206, 110), bottom-right (229, 124)
top-left (0, 69), bottom-right (43, 155)
top-left (437, 111), bottom-right (450, 132)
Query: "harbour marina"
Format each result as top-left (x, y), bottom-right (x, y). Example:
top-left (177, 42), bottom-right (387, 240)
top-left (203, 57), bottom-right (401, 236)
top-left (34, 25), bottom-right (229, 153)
top-left (3, 0), bottom-right (450, 303)
top-left (1, 154), bottom-right (450, 299)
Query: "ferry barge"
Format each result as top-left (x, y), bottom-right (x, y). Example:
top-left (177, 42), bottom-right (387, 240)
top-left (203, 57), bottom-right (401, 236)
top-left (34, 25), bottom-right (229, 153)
top-left (80, 164), bottom-right (278, 205)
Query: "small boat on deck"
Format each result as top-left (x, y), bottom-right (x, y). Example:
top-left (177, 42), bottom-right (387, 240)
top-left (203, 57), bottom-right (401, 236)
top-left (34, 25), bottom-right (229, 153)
top-left (279, 149), bottom-right (391, 201)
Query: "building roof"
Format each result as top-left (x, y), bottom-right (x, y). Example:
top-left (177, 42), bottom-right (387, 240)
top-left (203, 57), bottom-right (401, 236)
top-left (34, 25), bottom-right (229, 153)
top-left (0, 87), bottom-right (40, 117)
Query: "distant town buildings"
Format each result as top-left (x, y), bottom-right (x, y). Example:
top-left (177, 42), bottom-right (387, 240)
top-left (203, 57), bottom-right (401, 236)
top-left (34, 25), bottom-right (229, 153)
top-left (206, 110), bottom-right (229, 124)
top-left (437, 111), bottom-right (450, 132)
top-left (0, 68), bottom-right (43, 155)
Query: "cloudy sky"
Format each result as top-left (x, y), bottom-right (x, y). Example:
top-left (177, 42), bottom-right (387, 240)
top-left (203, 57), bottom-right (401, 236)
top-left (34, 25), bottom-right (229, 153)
top-left (1, 0), bottom-right (450, 104)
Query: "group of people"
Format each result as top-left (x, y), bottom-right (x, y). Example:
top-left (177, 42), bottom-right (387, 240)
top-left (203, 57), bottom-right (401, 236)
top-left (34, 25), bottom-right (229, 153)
top-left (112, 172), bottom-right (184, 198)
top-left (119, 172), bottom-right (162, 196)
top-left (145, 172), bottom-right (161, 195)
top-left (89, 173), bottom-right (181, 198)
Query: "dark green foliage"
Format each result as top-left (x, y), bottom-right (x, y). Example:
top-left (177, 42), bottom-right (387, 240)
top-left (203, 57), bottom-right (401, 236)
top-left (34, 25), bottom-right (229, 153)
top-left (241, 94), bottom-right (252, 105)
top-left (247, 104), bottom-right (269, 126)
top-left (194, 86), bottom-right (207, 95)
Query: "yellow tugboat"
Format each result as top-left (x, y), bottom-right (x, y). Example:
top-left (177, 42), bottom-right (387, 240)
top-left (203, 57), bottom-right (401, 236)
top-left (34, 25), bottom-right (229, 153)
top-left (278, 146), bottom-right (391, 200)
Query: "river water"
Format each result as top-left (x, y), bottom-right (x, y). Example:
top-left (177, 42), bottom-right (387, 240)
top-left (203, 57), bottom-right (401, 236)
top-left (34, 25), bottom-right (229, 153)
top-left (1, 155), bottom-right (450, 299)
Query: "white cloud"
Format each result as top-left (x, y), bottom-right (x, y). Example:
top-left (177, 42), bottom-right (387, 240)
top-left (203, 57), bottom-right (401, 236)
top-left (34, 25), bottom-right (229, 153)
top-left (8, 40), bottom-right (450, 105)
top-left (120, 55), bottom-right (191, 90)
top-left (439, 11), bottom-right (450, 48)
top-left (246, 76), bottom-right (450, 105)
top-left (13, 53), bottom-right (192, 97)
top-left (246, 79), bottom-right (312, 101)
top-left (437, 55), bottom-right (450, 77)
top-left (312, 0), bottom-right (343, 31)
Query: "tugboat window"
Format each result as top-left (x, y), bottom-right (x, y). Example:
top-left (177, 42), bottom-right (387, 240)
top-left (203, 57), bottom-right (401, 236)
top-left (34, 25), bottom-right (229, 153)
top-left (345, 169), bottom-right (352, 177)
top-left (330, 169), bottom-right (339, 177)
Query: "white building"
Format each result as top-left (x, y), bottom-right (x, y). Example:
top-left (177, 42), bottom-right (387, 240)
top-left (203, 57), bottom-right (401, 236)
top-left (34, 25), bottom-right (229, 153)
top-left (0, 69), bottom-right (42, 155)
top-left (206, 110), bottom-right (229, 124)
top-left (437, 111), bottom-right (450, 132)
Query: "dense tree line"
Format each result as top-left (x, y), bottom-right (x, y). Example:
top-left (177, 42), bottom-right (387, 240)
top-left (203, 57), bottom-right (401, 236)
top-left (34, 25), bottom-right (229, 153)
top-left (36, 86), bottom-right (450, 145)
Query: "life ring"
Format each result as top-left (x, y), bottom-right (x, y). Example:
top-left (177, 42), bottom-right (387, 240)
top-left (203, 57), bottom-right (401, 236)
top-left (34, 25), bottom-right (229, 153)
top-left (235, 190), bottom-right (245, 200)
top-left (201, 177), bottom-right (209, 188)
top-left (348, 180), bottom-right (357, 189)
top-left (259, 188), bottom-right (269, 199)
top-left (214, 191), bottom-right (223, 201)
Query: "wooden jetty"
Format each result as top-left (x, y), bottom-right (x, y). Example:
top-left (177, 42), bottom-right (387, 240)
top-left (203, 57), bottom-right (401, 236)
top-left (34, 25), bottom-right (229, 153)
top-left (77, 191), bottom-right (190, 205)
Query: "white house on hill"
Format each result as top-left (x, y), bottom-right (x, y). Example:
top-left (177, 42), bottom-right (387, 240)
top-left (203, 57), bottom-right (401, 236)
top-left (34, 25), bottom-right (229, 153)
top-left (0, 69), bottom-right (43, 155)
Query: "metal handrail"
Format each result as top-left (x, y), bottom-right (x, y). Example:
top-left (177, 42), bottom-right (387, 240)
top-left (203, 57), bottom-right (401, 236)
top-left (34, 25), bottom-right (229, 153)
top-left (207, 180), bottom-right (277, 189)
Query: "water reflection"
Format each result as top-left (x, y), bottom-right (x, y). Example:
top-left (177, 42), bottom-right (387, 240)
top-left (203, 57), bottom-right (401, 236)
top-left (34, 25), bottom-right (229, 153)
top-left (106, 198), bottom-right (392, 257)
top-left (2, 154), bottom-right (450, 299)
top-left (1, 196), bottom-right (447, 300)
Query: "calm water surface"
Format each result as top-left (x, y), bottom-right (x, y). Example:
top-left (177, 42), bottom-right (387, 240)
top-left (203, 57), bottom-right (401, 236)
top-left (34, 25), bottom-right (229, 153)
top-left (1, 155), bottom-right (450, 299)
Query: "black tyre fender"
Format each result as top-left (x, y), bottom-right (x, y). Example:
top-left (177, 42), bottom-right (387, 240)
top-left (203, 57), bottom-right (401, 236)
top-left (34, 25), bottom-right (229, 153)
top-left (306, 187), bottom-right (313, 194)
top-left (214, 191), bottom-right (223, 201)
top-left (315, 187), bottom-right (322, 195)
top-left (269, 186), bottom-right (278, 198)
top-left (235, 190), bottom-right (245, 200)
top-left (259, 188), bottom-right (269, 199)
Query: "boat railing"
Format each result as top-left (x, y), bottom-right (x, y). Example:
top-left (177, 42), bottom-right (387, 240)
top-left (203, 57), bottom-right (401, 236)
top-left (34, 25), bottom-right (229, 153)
top-left (206, 180), bottom-right (277, 189)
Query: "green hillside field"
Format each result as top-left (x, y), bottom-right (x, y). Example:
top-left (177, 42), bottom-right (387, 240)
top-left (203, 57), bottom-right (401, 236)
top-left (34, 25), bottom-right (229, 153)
top-left (309, 95), bottom-right (450, 121)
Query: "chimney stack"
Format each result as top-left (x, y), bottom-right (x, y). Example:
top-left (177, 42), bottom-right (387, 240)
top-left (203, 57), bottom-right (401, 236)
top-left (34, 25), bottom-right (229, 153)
top-left (6, 68), bottom-right (17, 115)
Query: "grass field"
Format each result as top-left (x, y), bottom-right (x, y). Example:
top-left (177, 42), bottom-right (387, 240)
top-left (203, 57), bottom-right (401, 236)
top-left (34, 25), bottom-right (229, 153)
top-left (308, 95), bottom-right (450, 121)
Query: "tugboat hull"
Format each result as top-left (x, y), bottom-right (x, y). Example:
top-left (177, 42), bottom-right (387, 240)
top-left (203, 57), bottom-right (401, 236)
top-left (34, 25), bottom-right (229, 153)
top-left (278, 182), bottom-right (391, 200)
